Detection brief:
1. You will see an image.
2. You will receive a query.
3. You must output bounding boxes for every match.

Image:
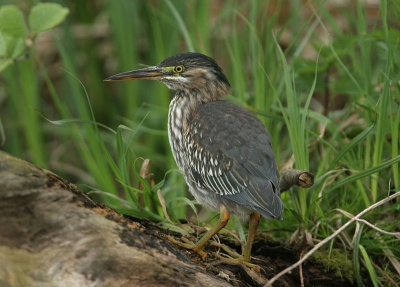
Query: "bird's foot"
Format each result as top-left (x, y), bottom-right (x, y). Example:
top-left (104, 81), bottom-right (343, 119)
top-left (164, 234), bottom-right (208, 260)
top-left (210, 242), bottom-right (260, 271)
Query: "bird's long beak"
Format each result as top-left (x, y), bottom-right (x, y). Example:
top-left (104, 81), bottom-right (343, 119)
top-left (104, 66), bottom-right (166, 82)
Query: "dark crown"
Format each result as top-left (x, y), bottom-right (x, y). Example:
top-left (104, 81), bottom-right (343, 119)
top-left (158, 52), bottom-right (231, 88)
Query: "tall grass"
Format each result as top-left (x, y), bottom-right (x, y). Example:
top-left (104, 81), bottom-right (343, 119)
top-left (1, 0), bottom-right (399, 284)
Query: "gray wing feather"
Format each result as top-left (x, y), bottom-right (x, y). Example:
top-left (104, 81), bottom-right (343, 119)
top-left (184, 100), bottom-right (284, 219)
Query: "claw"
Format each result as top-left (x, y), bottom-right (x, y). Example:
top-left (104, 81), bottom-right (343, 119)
top-left (212, 252), bottom-right (261, 271)
top-left (163, 205), bottom-right (231, 261)
top-left (164, 234), bottom-right (208, 260)
top-left (163, 208), bottom-right (261, 270)
top-left (210, 242), bottom-right (261, 271)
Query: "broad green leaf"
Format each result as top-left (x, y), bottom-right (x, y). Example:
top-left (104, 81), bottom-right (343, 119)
top-left (0, 59), bottom-right (13, 72)
top-left (2, 33), bottom-right (24, 58)
top-left (29, 3), bottom-right (69, 34)
top-left (0, 5), bottom-right (27, 37)
top-left (0, 32), bottom-right (5, 55)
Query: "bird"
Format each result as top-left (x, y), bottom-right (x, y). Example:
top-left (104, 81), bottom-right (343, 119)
top-left (105, 52), bottom-right (284, 268)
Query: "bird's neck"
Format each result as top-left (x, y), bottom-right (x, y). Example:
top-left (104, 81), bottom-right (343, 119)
top-left (174, 82), bottom-right (229, 120)
top-left (167, 83), bottom-right (229, 170)
top-left (168, 93), bottom-right (190, 170)
top-left (177, 79), bottom-right (230, 105)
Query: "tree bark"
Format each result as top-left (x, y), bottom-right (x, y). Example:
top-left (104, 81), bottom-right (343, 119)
top-left (0, 151), bottom-right (232, 287)
top-left (279, 169), bottom-right (314, 192)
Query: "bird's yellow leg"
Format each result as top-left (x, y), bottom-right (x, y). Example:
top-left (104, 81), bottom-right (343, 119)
top-left (242, 212), bottom-right (260, 261)
top-left (164, 204), bottom-right (230, 261)
top-left (210, 212), bottom-right (261, 270)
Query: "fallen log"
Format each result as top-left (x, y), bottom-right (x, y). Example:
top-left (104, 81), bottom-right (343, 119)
top-left (0, 151), bottom-right (232, 287)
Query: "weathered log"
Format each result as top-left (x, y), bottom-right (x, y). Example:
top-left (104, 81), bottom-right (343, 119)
top-left (0, 151), bottom-right (232, 287)
top-left (279, 169), bottom-right (314, 192)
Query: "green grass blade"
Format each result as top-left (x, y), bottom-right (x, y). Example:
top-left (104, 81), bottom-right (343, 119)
top-left (328, 155), bottom-right (400, 192)
top-left (328, 124), bottom-right (374, 170)
top-left (359, 244), bottom-right (379, 287)
top-left (391, 110), bottom-right (400, 189)
top-left (353, 223), bottom-right (363, 286)
top-left (165, 0), bottom-right (194, 51)
top-left (370, 0), bottom-right (392, 202)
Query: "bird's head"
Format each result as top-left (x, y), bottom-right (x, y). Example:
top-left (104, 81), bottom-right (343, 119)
top-left (105, 52), bottom-right (231, 100)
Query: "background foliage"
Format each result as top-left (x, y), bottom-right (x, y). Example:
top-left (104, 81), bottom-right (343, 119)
top-left (1, 0), bottom-right (399, 285)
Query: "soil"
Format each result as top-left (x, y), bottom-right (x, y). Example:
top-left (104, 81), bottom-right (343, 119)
top-left (129, 216), bottom-right (366, 287)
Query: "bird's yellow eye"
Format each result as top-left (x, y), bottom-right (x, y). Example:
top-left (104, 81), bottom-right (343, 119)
top-left (174, 65), bottom-right (184, 73)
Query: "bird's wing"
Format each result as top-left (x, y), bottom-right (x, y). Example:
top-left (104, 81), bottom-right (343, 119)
top-left (184, 100), bottom-right (283, 219)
